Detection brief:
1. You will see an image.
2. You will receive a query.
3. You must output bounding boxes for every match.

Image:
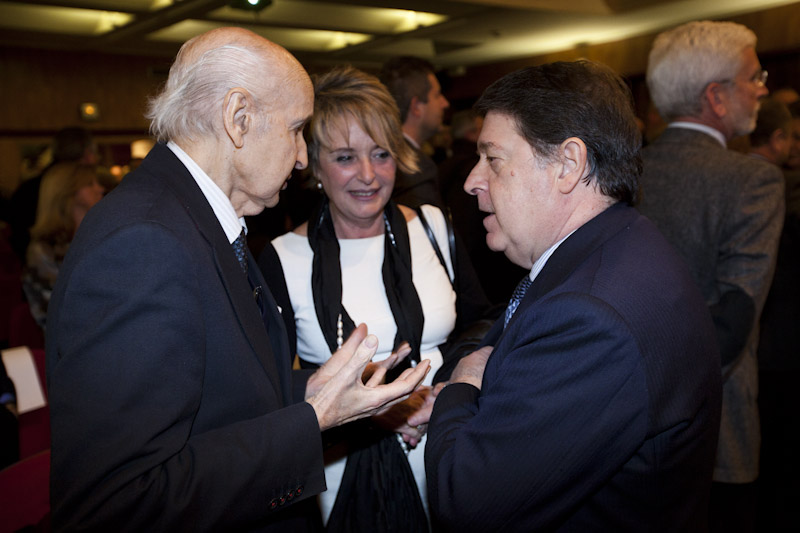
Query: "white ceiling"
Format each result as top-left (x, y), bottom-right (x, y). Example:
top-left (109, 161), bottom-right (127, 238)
top-left (0, 0), bottom-right (796, 70)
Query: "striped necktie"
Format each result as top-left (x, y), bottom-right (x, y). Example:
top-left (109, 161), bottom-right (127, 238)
top-left (504, 275), bottom-right (532, 329)
top-left (232, 229), bottom-right (248, 274)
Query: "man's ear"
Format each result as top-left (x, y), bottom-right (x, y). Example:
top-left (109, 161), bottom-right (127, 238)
top-left (556, 137), bottom-right (589, 194)
top-left (769, 127), bottom-right (788, 149)
top-left (223, 88), bottom-right (251, 149)
top-left (704, 82), bottom-right (729, 119)
top-left (408, 96), bottom-right (423, 119)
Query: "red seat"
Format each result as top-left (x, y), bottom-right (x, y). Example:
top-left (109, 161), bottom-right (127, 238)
top-left (0, 273), bottom-right (23, 346)
top-left (0, 449), bottom-right (51, 531)
top-left (9, 302), bottom-right (45, 350)
top-left (19, 406), bottom-right (50, 461)
top-left (0, 228), bottom-right (21, 276)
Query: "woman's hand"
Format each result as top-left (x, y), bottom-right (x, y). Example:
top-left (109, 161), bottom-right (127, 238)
top-left (373, 385), bottom-right (432, 447)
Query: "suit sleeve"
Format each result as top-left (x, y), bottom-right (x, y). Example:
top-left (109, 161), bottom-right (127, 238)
top-left (713, 163), bottom-right (784, 370)
top-left (425, 292), bottom-right (648, 531)
top-left (48, 223), bottom-right (325, 531)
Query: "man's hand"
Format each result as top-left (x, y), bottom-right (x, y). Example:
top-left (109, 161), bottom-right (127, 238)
top-left (306, 325), bottom-right (430, 431)
top-left (362, 342), bottom-right (411, 384)
top-left (406, 382), bottom-right (445, 435)
top-left (402, 347), bottom-right (493, 435)
top-left (373, 385), bottom-right (433, 447)
top-left (448, 345), bottom-right (493, 389)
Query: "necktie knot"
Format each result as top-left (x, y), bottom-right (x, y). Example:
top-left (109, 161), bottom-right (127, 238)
top-left (232, 229), bottom-right (248, 274)
top-left (504, 275), bottom-right (532, 329)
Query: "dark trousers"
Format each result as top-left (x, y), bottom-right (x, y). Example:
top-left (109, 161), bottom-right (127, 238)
top-left (710, 481), bottom-right (757, 533)
top-left (756, 369), bottom-right (800, 532)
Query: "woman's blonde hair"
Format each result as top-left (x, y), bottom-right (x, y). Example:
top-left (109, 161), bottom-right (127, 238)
top-left (308, 65), bottom-right (418, 178)
top-left (31, 162), bottom-right (99, 245)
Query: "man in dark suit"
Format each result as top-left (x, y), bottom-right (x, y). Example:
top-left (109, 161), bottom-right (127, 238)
top-left (45, 27), bottom-right (429, 531)
top-left (638, 21), bottom-right (784, 533)
top-left (418, 60), bottom-right (722, 530)
top-left (379, 56), bottom-right (449, 208)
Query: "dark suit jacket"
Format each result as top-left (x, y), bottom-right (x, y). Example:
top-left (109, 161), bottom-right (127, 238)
top-left (425, 203), bottom-right (721, 531)
top-left (639, 127), bottom-right (784, 483)
top-left (46, 143), bottom-right (325, 531)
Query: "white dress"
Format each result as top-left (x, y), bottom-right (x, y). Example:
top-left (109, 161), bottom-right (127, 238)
top-left (271, 204), bottom-right (456, 523)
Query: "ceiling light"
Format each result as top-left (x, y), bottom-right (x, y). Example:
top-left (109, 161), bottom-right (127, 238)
top-left (229, 0), bottom-right (272, 12)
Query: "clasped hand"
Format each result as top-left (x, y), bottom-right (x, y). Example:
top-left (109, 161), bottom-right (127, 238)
top-left (375, 383), bottom-right (444, 447)
top-left (305, 324), bottom-right (430, 432)
top-left (404, 345), bottom-right (494, 434)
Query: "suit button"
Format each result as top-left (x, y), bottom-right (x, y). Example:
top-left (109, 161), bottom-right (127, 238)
top-left (287, 490), bottom-right (295, 500)
top-left (296, 485), bottom-right (304, 496)
top-left (269, 498), bottom-right (278, 510)
top-left (279, 496), bottom-right (286, 506)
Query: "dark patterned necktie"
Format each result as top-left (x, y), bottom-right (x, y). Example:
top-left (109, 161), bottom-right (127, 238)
top-left (232, 229), bottom-right (248, 274)
top-left (504, 275), bottom-right (532, 329)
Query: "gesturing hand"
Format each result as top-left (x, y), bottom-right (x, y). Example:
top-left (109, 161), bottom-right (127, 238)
top-left (362, 342), bottom-right (411, 384)
top-left (306, 324), bottom-right (430, 431)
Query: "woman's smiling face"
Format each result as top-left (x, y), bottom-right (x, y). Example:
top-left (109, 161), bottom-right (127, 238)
top-left (317, 116), bottom-right (397, 238)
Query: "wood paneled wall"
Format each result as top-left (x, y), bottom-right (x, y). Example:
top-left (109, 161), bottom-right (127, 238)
top-left (0, 48), bottom-right (172, 195)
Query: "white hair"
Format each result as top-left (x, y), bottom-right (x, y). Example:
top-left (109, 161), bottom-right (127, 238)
top-left (145, 42), bottom-right (268, 142)
top-left (647, 21), bottom-right (757, 122)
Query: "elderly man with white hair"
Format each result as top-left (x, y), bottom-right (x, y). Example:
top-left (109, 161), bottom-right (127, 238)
top-left (638, 20), bottom-right (784, 533)
top-left (45, 27), bottom-right (429, 531)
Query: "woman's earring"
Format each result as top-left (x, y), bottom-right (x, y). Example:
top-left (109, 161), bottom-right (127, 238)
top-left (316, 180), bottom-right (323, 190)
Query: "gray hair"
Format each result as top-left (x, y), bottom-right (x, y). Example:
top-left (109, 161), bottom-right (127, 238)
top-left (146, 42), bottom-right (268, 142)
top-left (647, 21), bottom-right (757, 122)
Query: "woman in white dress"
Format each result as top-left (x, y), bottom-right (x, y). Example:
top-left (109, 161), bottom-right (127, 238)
top-left (258, 66), bottom-right (492, 532)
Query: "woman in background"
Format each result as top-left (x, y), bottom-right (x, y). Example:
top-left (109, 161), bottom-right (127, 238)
top-left (24, 162), bottom-right (105, 327)
top-left (259, 66), bottom-right (492, 531)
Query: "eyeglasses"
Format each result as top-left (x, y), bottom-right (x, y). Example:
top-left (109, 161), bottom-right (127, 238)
top-left (751, 69), bottom-right (768, 87)
top-left (719, 69), bottom-right (768, 88)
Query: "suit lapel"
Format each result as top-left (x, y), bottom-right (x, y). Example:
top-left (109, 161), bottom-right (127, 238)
top-left (144, 144), bottom-right (286, 402)
top-left (246, 250), bottom-right (293, 405)
top-left (505, 203), bottom-right (638, 331)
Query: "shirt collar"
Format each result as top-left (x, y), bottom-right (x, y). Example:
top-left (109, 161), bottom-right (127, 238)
top-left (403, 131), bottom-right (421, 150)
top-left (527, 230), bottom-right (576, 283)
top-left (167, 141), bottom-right (246, 244)
top-left (668, 121), bottom-right (727, 148)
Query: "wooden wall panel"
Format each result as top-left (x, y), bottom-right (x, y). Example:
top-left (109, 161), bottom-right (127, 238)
top-left (0, 48), bottom-right (169, 131)
top-left (0, 48), bottom-right (171, 194)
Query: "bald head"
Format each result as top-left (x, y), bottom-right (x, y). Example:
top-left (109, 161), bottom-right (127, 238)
top-left (146, 27), bottom-right (310, 144)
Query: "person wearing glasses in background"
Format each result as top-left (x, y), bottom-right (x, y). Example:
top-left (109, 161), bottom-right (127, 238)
top-left (638, 20), bottom-right (784, 533)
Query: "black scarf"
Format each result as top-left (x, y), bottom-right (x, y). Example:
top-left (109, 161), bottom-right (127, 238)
top-left (308, 196), bottom-right (430, 532)
top-left (308, 196), bottom-right (424, 373)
